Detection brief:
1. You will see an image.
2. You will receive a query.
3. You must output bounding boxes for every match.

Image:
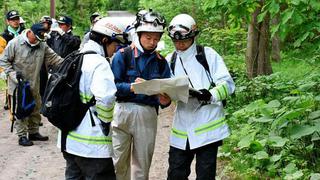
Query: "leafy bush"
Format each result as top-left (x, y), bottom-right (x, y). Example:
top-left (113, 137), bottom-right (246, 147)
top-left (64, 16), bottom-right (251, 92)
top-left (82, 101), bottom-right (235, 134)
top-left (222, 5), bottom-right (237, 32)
top-left (222, 71), bottom-right (320, 179)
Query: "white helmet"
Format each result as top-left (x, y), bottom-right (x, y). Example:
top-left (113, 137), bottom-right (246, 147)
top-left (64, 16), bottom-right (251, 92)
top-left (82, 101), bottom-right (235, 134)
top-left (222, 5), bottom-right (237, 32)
top-left (135, 10), bottom-right (166, 33)
top-left (92, 17), bottom-right (129, 44)
top-left (168, 14), bottom-right (199, 40)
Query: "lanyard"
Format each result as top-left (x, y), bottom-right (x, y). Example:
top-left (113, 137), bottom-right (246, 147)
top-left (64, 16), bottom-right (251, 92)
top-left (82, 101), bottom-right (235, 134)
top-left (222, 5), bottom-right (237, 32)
top-left (179, 57), bottom-right (195, 88)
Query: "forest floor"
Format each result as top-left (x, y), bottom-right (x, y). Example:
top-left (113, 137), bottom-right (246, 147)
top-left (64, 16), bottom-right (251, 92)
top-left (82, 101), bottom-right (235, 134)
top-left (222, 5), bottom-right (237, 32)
top-left (0, 91), bottom-right (229, 180)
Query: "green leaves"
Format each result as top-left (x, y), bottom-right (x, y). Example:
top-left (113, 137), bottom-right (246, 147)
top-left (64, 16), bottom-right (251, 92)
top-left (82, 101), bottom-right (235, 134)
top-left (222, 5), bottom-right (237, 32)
top-left (253, 151), bottom-right (269, 160)
top-left (309, 110), bottom-right (320, 120)
top-left (267, 136), bottom-right (288, 147)
top-left (289, 125), bottom-right (316, 139)
top-left (238, 133), bottom-right (255, 149)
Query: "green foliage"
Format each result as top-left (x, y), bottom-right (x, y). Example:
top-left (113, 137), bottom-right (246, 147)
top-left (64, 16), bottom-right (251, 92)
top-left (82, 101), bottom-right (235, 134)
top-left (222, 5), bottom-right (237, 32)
top-left (223, 61), bottom-right (320, 178)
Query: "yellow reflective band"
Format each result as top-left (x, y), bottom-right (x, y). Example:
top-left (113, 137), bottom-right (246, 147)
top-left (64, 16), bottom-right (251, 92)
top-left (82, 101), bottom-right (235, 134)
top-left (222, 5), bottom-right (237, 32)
top-left (97, 113), bottom-right (113, 123)
top-left (215, 88), bottom-right (223, 101)
top-left (194, 117), bottom-right (226, 135)
top-left (171, 128), bottom-right (188, 139)
top-left (215, 83), bottom-right (229, 100)
top-left (80, 93), bottom-right (93, 103)
top-left (67, 131), bottom-right (112, 145)
top-left (96, 104), bottom-right (114, 123)
top-left (222, 84), bottom-right (228, 98)
top-left (96, 104), bottom-right (114, 113)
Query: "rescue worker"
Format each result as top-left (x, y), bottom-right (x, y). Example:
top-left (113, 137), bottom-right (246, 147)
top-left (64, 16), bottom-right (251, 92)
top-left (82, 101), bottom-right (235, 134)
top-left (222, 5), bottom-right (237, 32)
top-left (80, 12), bottom-right (101, 49)
top-left (166, 14), bottom-right (235, 179)
top-left (111, 9), bottom-right (171, 180)
top-left (47, 15), bottom-right (81, 58)
top-left (0, 23), bottom-right (63, 146)
top-left (1, 10), bottom-right (25, 111)
top-left (58, 17), bottom-right (130, 179)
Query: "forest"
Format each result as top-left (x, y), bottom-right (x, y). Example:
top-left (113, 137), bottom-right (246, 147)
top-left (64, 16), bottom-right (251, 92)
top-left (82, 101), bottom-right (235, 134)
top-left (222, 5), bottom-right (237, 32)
top-left (1, 0), bottom-right (320, 179)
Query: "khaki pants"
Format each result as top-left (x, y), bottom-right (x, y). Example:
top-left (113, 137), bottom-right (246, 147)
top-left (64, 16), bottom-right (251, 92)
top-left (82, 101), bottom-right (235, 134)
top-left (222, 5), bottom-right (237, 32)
top-left (112, 103), bottom-right (157, 180)
top-left (13, 93), bottom-right (41, 137)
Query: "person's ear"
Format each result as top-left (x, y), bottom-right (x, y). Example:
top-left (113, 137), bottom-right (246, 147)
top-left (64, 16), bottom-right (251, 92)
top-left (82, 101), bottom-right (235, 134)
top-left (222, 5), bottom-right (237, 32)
top-left (102, 37), bottom-right (108, 44)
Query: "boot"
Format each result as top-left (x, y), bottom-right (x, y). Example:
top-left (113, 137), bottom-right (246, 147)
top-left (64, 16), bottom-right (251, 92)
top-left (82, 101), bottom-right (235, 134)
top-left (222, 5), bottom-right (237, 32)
top-left (18, 136), bottom-right (33, 146)
top-left (29, 132), bottom-right (49, 141)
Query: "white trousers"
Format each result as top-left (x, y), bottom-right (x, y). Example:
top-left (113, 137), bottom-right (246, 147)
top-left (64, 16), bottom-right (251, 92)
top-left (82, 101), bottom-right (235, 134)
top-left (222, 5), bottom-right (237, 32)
top-left (112, 102), bottom-right (158, 180)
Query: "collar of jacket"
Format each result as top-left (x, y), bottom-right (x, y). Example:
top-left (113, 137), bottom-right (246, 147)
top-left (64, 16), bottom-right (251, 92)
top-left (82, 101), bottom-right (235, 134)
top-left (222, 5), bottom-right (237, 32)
top-left (81, 39), bottom-right (105, 57)
top-left (7, 26), bottom-right (20, 37)
top-left (176, 42), bottom-right (197, 61)
top-left (131, 43), bottom-right (160, 60)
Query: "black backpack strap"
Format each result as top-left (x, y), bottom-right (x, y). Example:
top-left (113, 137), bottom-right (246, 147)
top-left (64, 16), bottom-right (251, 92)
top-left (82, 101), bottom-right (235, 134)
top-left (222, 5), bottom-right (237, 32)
top-left (170, 51), bottom-right (177, 75)
top-left (195, 45), bottom-right (215, 88)
top-left (11, 87), bottom-right (17, 132)
top-left (120, 46), bottom-right (134, 71)
top-left (82, 50), bottom-right (97, 55)
top-left (195, 45), bottom-right (210, 74)
top-left (155, 52), bottom-right (167, 75)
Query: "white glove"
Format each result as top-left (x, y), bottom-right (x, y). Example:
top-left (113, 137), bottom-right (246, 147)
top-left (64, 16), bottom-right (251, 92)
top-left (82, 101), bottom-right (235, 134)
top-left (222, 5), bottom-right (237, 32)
top-left (51, 27), bottom-right (65, 36)
top-left (8, 71), bottom-right (18, 84)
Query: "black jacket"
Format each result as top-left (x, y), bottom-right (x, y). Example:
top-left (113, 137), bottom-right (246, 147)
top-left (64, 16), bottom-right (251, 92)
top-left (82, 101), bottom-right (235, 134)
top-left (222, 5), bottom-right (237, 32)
top-left (47, 31), bottom-right (81, 58)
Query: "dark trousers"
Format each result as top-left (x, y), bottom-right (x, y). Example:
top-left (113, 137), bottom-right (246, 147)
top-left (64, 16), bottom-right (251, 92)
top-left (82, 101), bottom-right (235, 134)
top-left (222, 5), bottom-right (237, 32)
top-left (63, 152), bottom-right (116, 180)
top-left (167, 140), bottom-right (222, 180)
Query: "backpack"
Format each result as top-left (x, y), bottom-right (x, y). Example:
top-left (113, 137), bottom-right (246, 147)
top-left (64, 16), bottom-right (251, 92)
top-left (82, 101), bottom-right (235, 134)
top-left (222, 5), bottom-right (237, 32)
top-left (40, 50), bottom-right (96, 134)
top-left (170, 45), bottom-right (226, 106)
top-left (12, 74), bottom-right (36, 120)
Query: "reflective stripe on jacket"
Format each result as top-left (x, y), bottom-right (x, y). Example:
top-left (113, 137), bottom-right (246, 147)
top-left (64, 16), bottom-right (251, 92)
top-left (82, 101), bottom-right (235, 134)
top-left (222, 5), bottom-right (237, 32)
top-left (59, 40), bottom-right (117, 158)
top-left (166, 43), bottom-right (235, 150)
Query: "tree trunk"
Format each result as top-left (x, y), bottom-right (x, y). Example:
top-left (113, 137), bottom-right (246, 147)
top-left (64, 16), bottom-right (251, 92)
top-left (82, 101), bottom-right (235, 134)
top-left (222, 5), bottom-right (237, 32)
top-left (271, 13), bottom-right (281, 62)
top-left (245, 0), bottom-right (272, 79)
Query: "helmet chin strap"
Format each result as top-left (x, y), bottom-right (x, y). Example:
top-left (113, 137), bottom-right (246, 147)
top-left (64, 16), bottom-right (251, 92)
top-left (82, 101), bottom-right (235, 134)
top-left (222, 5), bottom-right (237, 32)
top-left (102, 37), bottom-right (110, 58)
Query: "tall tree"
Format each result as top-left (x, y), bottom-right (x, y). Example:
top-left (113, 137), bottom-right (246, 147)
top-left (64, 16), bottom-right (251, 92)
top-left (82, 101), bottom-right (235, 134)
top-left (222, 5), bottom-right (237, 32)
top-left (246, 0), bottom-right (272, 78)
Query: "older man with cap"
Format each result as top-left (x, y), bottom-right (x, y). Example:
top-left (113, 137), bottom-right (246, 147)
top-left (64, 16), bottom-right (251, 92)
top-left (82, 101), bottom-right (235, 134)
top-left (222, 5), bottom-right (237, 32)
top-left (0, 23), bottom-right (63, 146)
top-left (47, 15), bottom-right (81, 58)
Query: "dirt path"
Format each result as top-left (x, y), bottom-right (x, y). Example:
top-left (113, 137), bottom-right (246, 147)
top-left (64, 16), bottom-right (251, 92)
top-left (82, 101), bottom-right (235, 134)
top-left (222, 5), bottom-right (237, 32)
top-left (0, 91), bottom-right (227, 180)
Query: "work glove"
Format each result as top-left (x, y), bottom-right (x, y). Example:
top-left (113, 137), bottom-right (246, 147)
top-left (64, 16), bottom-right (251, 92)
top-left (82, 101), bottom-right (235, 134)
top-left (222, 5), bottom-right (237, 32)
top-left (190, 88), bottom-right (212, 102)
top-left (51, 27), bottom-right (65, 36)
top-left (100, 121), bottom-right (111, 136)
top-left (198, 89), bottom-right (212, 101)
top-left (8, 71), bottom-right (20, 84)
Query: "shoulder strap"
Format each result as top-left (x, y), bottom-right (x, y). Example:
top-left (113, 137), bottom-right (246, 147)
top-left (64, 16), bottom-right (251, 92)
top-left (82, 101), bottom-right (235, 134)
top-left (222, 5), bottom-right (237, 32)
top-left (155, 52), bottom-right (167, 75)
top-left (195, 45), bottom-right (210, 74)
top-left (120, 46), bottom-right (134, 70)
top-left (196, 45), bottom-right (216, 90)
top-left (170, 51), bottom-right (177, 75)
top-left (82, 50), bottom-right (97, 55)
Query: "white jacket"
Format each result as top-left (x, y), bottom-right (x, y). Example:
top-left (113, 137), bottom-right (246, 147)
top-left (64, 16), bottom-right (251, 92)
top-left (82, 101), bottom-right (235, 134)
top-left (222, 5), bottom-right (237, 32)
top-left (166, 43), bottom-right (235, 150)
top-left (58, 40), bottom-right (117, 158)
